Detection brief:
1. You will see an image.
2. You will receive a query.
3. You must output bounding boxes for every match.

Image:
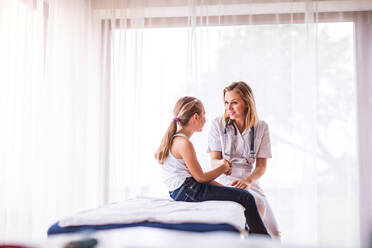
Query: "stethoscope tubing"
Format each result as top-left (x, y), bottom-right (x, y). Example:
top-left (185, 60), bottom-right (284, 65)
top-left (223, 119), bottom-right (256, 163)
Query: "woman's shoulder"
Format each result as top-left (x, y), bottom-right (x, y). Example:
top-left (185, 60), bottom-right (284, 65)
top-left (210, 116), bottom-right (224, 128)
top-left (255, 120), bottom-right (270, 135)
top-left (256, 120), bottom-right (269, 128)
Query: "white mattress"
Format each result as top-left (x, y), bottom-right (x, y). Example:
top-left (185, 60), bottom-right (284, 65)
top-left (59, 196), bottom-right (246, 233)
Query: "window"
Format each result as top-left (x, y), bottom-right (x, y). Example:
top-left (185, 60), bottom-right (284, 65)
top-left (109, 20), bottom-right (357, 246)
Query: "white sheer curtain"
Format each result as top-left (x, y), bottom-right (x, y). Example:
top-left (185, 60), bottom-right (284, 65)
top-left (0, 0), bottom-right (104, 241)
top-left (98, 0), bottom-right (371, 247)
top-left (355, 11), bottom-right (372, 248)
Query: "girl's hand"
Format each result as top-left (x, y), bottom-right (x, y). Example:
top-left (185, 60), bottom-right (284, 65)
top-left (231, 179), bottom-right (252, 190)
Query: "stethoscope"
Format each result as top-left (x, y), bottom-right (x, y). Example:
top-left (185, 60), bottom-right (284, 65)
top-left (223, 119), bottom-right (256, 164)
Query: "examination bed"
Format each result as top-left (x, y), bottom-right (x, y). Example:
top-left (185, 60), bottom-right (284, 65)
top-left (47, 197), bottom-right (246, 236)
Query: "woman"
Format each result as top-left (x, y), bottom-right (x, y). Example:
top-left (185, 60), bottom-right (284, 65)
top-left (208, 81), bottom-right (280, 239)
top-left (155, 96), bottom-right (270, 236)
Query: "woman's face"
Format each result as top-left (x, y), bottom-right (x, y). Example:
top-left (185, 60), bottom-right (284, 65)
top-left (224, 90), bottom-right (247, 121)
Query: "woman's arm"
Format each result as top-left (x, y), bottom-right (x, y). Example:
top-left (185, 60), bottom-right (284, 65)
top-left (176, 138), bottom-right (230, 183)
top-left (232, 123), bottom-right (271, 189)
top-left (231, 158), bottom-right (267, 189)
top-left (246, 158), bottom-right (267, 183)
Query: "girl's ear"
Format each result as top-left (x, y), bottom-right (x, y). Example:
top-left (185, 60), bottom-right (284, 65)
top-left (193, 113), bottom-right (199, 121)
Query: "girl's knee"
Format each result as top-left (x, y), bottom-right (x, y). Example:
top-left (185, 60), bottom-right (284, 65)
top-left (243, 191), bottom-right (255, 204)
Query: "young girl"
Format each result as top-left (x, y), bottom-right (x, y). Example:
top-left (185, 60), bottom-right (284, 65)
top-left (155, 96), bottom-right (270, 236)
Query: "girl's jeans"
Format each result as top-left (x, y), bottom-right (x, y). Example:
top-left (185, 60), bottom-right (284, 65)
top-left (169, 177), bottom-right (270, 237)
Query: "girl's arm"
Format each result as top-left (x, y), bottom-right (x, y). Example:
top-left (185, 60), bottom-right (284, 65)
top-left (176, 138), bottom-right (230, 183)
top-left (209, 180), bottom-right (224, 186)
top-left (209, 151), bottom-right (224, 168)
top-left (210, 151), bottom-right (232, 175)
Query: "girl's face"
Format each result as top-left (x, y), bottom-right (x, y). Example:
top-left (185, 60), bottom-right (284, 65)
top-left (224, 90), bottom-right (247, 121)
top-left (196, 104), bottom-right (206, 132)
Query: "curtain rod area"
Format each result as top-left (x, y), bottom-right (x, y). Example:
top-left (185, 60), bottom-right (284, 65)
top-left (92, 0), bottom-right (372, 19)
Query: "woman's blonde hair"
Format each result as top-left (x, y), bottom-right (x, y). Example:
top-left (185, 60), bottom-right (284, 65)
top-left (155, 96), bottom-right (203, 164)
top-left (223, 81), bottom-right (259, 130)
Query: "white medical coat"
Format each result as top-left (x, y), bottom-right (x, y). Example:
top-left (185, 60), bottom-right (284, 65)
top-left (208, 116), bottom-right (272, 197)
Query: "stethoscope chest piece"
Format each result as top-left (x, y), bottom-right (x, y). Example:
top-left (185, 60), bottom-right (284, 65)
top-left (247, 150), bottom-right (256, 164)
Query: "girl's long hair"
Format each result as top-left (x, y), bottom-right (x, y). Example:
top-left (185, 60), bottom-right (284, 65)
top-left (223, 81), bottom-right (259, 130)
top-left (155, 96), bottom-right (202, 164)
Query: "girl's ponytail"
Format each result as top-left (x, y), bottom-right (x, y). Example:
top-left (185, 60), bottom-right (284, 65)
top-left (155, 119), bottom-right (177, 164)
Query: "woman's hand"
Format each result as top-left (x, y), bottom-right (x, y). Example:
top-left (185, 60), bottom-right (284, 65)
top-left (231, 178), bottom-right (253, 190)
top-left (221, 159), bottom-right (232, 175)
top-left (223, 159), bottom-right (232, 175)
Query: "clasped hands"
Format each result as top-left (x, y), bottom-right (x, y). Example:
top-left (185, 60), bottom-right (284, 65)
top-left (222, 158), bottom-right (232, 175)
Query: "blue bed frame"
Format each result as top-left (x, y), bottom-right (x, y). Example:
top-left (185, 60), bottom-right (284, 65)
top-left (48, 221), bottom-right (239, 235)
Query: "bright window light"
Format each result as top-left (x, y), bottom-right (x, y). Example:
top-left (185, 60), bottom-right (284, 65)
top-left (110, 22), bottom-right (357, 247)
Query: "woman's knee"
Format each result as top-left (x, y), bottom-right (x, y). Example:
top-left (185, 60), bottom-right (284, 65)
top-left (270, 230), bottom-right (281, 240)
top-left (253, 195), bottom-right (266, 218)
top-left (257, 205), bottom-right (265, 220)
